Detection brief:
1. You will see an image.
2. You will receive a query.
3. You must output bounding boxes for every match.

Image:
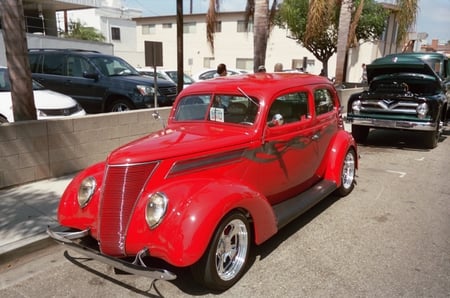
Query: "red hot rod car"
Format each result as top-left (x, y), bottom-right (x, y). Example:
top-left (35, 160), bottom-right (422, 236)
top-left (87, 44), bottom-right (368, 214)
top-left (48, 73), bottom-right (358, 291)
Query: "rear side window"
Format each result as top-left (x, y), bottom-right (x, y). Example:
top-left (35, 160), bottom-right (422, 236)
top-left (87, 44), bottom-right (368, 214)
top-left (29, 53), bottom-right (42, 73)
top-left (268, 92), bottom-right (309, 125)
top-left (42, 53), bottom-right (65, 75)
top-left (314, 89), bottom-right (335, 115)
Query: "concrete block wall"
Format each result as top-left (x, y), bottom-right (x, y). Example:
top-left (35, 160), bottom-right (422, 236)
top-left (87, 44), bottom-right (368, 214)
top-left (0, 108), bottom-right (171, 189)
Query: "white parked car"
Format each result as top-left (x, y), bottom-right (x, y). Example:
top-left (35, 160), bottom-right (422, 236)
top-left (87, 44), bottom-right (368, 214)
top-left (0, 66), bottom-right (86, 123)
top-left (192, 68), bottom-right (249, 81)
top-left (137, 67), bottom-right (196, 89)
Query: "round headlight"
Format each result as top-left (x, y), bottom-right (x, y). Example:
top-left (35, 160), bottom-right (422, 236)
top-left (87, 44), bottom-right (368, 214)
top-left (416, 103), bottom-right (429, 119)
top-left (352, 100), bottom-right (362, 114)
top-left (145, 192), bottom-right (168, 229)
top-left (77, 176), bottom-right (97, 208)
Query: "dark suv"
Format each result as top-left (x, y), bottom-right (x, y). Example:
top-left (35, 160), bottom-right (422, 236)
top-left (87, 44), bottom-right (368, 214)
top-left (28, 49), bottom-right (178, 113)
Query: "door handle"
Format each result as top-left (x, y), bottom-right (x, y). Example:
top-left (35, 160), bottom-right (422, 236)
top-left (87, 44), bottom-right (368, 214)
top-left (311, 133), bottom-right (320, 141)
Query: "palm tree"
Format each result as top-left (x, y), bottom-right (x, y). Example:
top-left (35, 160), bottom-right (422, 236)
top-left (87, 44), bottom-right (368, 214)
top-left (207, 0), bottom-right (278, 72)
top-left (334, 0), bottom-right (354, 85)
top-left (0, 0), bottom-right (36, 121)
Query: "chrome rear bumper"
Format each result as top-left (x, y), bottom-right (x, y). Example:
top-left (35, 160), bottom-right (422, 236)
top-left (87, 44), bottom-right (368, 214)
top-left (46, 228), bottom-right (176, 281)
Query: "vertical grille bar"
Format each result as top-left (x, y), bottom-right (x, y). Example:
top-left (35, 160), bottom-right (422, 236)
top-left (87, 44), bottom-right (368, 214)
top-left (98, 162), bottom-right (158, 256)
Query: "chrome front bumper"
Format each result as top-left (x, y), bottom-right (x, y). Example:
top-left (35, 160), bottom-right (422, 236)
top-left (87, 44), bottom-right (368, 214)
top-left (346, 117), bottom-right (438, 131)
top-left (46, 228), bottom-right (176, 281)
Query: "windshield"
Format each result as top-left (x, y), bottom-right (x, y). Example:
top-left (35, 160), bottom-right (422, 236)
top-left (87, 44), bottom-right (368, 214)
top-left (90, 56), bottom-right (140, 77)
top-left (0, 68), bottom-right (44, 91)
top-left (173, 94), bottom-right (259, 125)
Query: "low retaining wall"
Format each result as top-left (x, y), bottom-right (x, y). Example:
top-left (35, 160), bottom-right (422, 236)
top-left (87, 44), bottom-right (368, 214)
top-left (0, 108), bottom-right (171, 189)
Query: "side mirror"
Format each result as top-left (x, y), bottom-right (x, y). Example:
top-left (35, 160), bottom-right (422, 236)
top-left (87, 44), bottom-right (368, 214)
top-left (83, 71), bottom-right (99, 81)
top-left (269, 113), bottom-right (284, 127)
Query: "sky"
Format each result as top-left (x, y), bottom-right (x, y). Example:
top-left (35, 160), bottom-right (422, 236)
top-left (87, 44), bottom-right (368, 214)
top-left (123, 0), bottom-right (450, 43)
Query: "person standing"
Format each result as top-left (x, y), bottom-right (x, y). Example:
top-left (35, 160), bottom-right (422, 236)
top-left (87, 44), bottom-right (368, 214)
top-left (361, 63), bottom-right (368, 83)
top-left (274, 63), bottom-right (283, 72)
top-left (214, 63), bottom-right (227, 77)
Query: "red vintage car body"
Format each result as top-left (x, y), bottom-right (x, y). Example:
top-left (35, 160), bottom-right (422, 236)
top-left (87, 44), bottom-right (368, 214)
top-left (50, 73), bottom-right (357, 289)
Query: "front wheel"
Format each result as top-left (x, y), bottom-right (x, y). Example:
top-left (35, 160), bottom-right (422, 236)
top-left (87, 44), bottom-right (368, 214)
top-left (107, 99), bottom-right (134, 112)
top-left (335, 148), bottom-right (356, 197)
top-left (191, 211), bottom-right (251, 292)
top-left (351, 125), bottom-right (369, 143)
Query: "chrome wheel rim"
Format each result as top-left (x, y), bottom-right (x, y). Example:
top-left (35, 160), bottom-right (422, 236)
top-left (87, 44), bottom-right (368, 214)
top-left (112, 103), bottom-right (130, 112)
top-left (342, 151), bottom-right (355, 189)
top-left (215, 219), bottom-right (249, 281)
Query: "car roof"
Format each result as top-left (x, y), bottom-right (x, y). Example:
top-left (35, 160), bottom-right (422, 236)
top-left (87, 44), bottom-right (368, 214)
top-left (179, 72), bottom-right (332, 98)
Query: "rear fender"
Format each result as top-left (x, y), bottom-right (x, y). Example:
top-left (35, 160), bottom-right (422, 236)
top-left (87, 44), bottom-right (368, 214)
top-left (126, 177), bottom-right (278, 267)
top-left (323, 130), bottom-right (358, 185)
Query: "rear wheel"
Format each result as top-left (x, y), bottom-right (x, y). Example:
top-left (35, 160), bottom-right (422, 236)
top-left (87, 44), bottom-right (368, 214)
top-left (351, 125), bottom-right (369, 143)
top-left (336, 148), bottom-right (356, 197)
top-left (191, 211), bottom-right (251, 292)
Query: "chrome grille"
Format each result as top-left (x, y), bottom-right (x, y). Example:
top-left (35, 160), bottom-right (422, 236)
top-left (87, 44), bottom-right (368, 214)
top-left (158, 85), bottom-right (177, 96)
top-left (360, 99), bottom-right (419, 115)
top-left (98, 162), bottom-right (158, 256)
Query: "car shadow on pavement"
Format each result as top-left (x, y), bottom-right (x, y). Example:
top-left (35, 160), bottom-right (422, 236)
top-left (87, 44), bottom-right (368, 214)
top-left (253, 194), bottom-right (341, 261)
top-left (357, 128), bottom-right (447, 151)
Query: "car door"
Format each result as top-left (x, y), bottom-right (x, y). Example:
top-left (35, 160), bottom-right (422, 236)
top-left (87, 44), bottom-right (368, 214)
top-left (62, 55), bottom-right (105, 113)
top-left (258, 91), bottom-right (320, 204)
top-left (310, 87), bottom-right (340, 173)
top-left (30, 52), bottom-right (67, 93)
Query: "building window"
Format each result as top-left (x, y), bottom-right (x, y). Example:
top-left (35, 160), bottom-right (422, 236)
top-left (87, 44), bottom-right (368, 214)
top-left (236, 58), bottom-right (252, 70)
top-left (203, 57), bottom-right (215, 68)
top-left (237, 20), bottom-right (253, 33)
top-left (142, 24), bottom-right (156, 35)
top-left (215, 21), bottom-right (222, 33)
top-left (111, 27), bottom-right (121, 40)
top-left (183, 22), bottom-right (196, 33)
top-left (163, 23), bottom-right (172, 29)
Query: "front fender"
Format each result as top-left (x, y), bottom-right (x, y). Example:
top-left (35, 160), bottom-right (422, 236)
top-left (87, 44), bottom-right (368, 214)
top-left (125, 177), bottom-right (278, 267)
top-left (58, 161), bottom-right (105, 236)
top-left (322, 130), bottom-right (357, 185)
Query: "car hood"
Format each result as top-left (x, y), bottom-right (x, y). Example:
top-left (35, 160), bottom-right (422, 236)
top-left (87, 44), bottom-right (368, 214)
top-left (107, 123), bottom-right (254, 165)
top-left (114, 74), bottom-right (176, 87)
top-left (33, 89), bottom-right (79, 108)
top-left (367, 55), bottom-right (440, 83)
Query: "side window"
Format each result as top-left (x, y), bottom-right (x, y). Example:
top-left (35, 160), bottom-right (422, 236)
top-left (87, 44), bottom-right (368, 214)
top-left (28, 53), bottom-right (42, 73)
top-left (268, 92), bottom-right (309, 126)
top-left (42, 53), bottom-right (65, 76)
top-left (67, 56), bottom-right (94, 77)
top-left (314, 89), bottom-right (334, 115)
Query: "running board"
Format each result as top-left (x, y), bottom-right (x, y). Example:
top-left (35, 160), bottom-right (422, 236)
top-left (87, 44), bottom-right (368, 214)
top-left (273, 180), bottom-right (337, 230)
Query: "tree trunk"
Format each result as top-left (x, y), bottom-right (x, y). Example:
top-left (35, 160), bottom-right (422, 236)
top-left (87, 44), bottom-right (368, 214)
top-left (334, 0), bottom-right (353, 86)
top-left (0, 0), bottom-right (36, 121)
top-left (253, 0), bottom-right (269, 72)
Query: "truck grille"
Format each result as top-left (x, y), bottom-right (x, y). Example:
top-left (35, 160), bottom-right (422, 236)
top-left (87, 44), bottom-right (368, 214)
top-left (359, 99), bottom-right (419, 115)
top-left (98, 161), bottom-right (158, 256)
top-left (158, 85), bottom-right (177, 96)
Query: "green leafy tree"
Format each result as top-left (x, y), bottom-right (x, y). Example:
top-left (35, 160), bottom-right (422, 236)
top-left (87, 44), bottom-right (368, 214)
top-left (62, 20), bottom-right (105, 42)
top-left (277, 0), bottom-right (387, 78)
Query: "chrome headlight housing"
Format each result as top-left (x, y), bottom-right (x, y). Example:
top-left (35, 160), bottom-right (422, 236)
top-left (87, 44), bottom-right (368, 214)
top-left (136, 85), bottom-right (157, 96)
top-left (77, 176), bottom-right (97, 208)
top-left (352, 100), bottom-right (362, 114)
top-left (416, 102), bottom-right (429, 119)
top-left (145, 192), bottom-right (168, 229)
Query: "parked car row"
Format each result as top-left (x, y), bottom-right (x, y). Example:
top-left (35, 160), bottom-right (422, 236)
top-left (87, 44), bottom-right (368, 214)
top-left (137, 67), bottom-right (196, 89)
top-left (0, 66), bottom-right (85, 123)
top-left (28, 48), bottom-right (178, 113)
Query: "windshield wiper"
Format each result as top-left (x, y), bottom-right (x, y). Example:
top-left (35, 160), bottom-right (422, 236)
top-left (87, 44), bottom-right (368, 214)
top-left (237, 87), bottom-right (259, 106)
